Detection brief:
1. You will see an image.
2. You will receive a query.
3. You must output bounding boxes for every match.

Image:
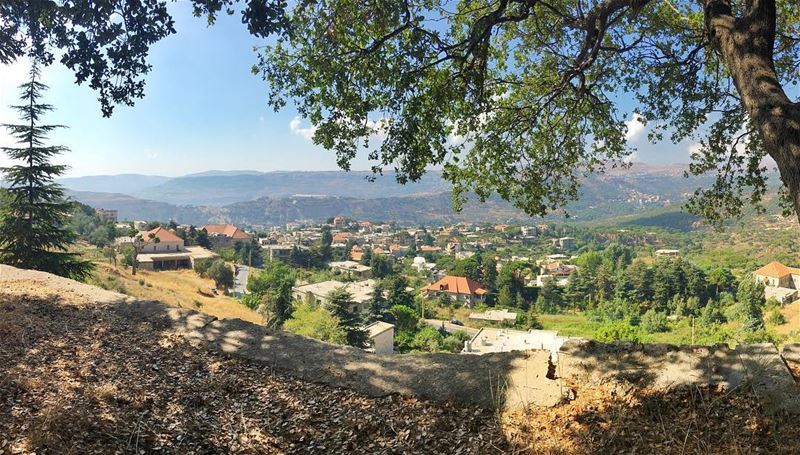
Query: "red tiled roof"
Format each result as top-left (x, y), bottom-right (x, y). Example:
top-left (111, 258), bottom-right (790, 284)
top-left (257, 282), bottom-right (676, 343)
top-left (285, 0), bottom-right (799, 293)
top-left (753, 261), bottom-right (800, 279)
top-left (422, 275), bottom-right (487, 296)
top-left (202, 224), bottom-right (251, 240)
top-left (143, 226), bottom-right (182, 243)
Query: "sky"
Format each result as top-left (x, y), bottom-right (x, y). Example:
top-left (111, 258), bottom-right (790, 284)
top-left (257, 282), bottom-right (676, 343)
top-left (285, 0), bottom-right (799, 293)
top-left (0, 3), bottom-right (709, 178)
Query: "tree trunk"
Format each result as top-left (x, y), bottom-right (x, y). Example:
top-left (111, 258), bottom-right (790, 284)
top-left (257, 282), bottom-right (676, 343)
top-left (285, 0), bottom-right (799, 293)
top-left (705, 0), bottom-right (800, 221)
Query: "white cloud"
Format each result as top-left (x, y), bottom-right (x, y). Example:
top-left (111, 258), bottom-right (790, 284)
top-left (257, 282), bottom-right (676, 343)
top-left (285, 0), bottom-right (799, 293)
top-left (624, 113), bottom-right (646, 142)
top-left (687, 142), bottom-right (703, 157)
top-left (289, 116), bottom-right (317, 140)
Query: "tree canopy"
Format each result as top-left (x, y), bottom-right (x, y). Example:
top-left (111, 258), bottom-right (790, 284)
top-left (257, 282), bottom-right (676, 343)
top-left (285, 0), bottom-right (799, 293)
top-left (6, 1), bottom-right (800, 223)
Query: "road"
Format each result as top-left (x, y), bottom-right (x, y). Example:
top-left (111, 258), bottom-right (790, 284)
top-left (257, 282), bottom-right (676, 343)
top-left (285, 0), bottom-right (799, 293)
top-left (233, 264), bottom-right (250, 296)
top-left (422, 319), bottom-right (480, 337)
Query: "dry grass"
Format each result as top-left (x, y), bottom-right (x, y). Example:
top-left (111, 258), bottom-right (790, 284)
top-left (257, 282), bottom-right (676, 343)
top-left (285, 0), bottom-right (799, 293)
top-left (0, 292), bottom-right (511, 454)
top-left (92, 262), bottom-right (263, 324)
top-left (502, 379), bottom-right (800, 454)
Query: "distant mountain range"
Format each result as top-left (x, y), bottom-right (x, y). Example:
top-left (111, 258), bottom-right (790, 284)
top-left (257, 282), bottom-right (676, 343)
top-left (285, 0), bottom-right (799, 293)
top-left (58, 164), bottom-right (731, 228)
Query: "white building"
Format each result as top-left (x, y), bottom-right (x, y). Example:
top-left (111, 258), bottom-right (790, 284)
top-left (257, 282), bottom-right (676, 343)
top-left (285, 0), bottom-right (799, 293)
top-left (329, 260), bottom-right (372, 279)
top-left (366, 321), bottom-right (395, 354)
top-left (292, 279), bottom-right (377, 313)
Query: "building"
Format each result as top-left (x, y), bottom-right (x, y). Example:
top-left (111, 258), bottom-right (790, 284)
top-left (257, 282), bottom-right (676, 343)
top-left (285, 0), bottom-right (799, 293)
top-left (655, 249), bottom-right (680, 257)
top-left (292, 279), bottom-right (377, 313)
top-left (201, 224), bottom-right (252, 248)
top-left (753, 261), bottom-right (800, 304)
top-left (262, 244), bottom-right (297, 262)
top-left (551, 237), bottom-right (575, 249)
top-left (535, 261), bottom-right (577, 287)
top-left (350, 244), bottom-right (365, 262)
top-left (329, 260), bottom-right (372, 279)
top-left (366, 321), bottom-right (394, 354)
top-left (468, 309), bottom-right (518, 323)
top-left (94, 208), bottom-right (118, 223)
top-left (136, 227), bottom-right (218, 271)
top-left (421, 275), bottom-right (487, 306)
top-left (463, 327), bottom-right (570, 358)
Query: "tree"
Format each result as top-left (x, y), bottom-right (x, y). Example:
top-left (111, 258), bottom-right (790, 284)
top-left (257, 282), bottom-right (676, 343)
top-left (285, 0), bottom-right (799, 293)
top-left (388, 304), bottom-right (419, 333)
top-left (319, 227), bottom-right (333, 262)
top-left (525, 307), bottom-right (543, 330)
top-left (324, 288), bottom-right (368, 348)
top-left (256, 1), bottom-right (800, 224)
top-left (450, 257), bottom-right (482, 283)
top-left (102, 246), bottom-right (117, 267)
top-left (411, 326), bottom-right (444, 352)
top-left (245, 261), bottom-right (296, 327)
top-left (283, 301), bottom-right (347, 345)
top-left (9, 2), bottom-right (800, 223)
top-left (369, 253), bottom-right (393, 278)
top-left (207, 259), bottom-right (234, 291)
top-left (0, 64), bottom-right (92, 280)
top-left (641, 309), bottom-right (669, 333)
top-left (0, 0), bottom-right (287, 116)
top-left (385, 276), bottom-right (415, 308)
top-left (736, 278), bottom-right (766, 332)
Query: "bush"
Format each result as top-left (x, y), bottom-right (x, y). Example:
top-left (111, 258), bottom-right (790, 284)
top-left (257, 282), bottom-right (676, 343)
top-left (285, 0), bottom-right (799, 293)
top-left (194, 258), bottom-right (213, 277)
top-left (207, 259), bottom-right (234, 290)
top-left (640, 309), bottom-right (669, 333)
top-left (411, 326), bottom-right (444, 352)
top-left (768, 308), bottom-right (787, 326)
top-left (441, 330), bottom-right (472, 353)
top-left (594, 322), bottom-right (640, 342)
top-left (283, 301), bottom-right (347, 344)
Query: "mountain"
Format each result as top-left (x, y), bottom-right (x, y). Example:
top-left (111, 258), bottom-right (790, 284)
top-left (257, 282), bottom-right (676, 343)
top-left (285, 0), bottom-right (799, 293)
top-left (130, 171), bottom-right (451, 205)
top-left (58, 174), bottom-right (172, 195)
top-left (61, 164), bottom-right (746, 227)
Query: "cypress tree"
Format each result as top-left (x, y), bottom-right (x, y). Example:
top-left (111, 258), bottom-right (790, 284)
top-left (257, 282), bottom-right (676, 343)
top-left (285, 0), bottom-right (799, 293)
top-left (0, 64), bottom-right (92, 280)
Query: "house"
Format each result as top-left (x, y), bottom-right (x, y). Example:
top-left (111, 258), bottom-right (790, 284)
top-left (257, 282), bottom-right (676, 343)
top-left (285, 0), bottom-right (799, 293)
top-left (350, 244), bottom-right (364, 262)
top-left (551, 237), bottom-right (575, 249)
top-left (262, 244), bottom-right (297, 262)
top-left (332, 232), bottom-right (352, 244)
top-left (753, 261), bottom-right (800, 304)
top-left (421, 275), bottom-right (487, 306)
top-left (535, 262), bottom-right (577, 286)
top-left (655, 249), bottom-right (680, 257)
top-left (419, 245), bottom-right (442, 254)
top-left (365, 321), bottom-right (394, 354)
top-left (201, 224), bottom-right (252, 248)
top-left (136, 227), bottom-right (218, 271)
top-left (94, 208), bottom-right (118, 223)
top-left (468, 309), bottom-right (518, 323)
top-left (292, 279), bottom-right (377, 313)
top-left (329, 260), bottom-right (372, 279)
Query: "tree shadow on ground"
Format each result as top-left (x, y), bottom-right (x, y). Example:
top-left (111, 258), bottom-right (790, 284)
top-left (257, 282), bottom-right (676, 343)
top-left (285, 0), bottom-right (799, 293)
top-left (504, 380), bottom-right (800, 454)
top-left (0, 293), bottom-right (513, 453)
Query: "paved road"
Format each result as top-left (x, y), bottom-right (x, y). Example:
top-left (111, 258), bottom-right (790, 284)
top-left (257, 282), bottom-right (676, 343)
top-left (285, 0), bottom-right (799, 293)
top-left (422, 319), bottom-right (480, 337)
top-left (233, 264), bottom-right (250, 296)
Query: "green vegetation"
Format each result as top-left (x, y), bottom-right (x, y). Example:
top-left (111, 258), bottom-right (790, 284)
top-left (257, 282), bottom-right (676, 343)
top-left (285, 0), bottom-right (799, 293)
top-left (284, 301), bottom-right (346, 344)
top-left (242, 261), bottom-right (297, 328)
top-left (0, 64), bottom-right (92, 281)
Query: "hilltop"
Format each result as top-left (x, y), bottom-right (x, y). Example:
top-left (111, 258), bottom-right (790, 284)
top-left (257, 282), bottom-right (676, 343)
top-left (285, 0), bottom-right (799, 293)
top-left (60, 164), bottom-right (732, 226)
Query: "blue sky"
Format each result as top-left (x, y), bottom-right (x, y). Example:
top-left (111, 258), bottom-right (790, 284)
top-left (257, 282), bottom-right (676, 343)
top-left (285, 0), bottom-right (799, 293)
top-left (0, 3), bottom-right (702, 178)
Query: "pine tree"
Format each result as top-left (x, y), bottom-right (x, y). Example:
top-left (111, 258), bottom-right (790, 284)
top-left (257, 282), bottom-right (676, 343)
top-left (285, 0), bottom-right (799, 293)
top-left (325, 287), bottom-right (368, 348)
top-left (0, 65), bottom-right (92, 280)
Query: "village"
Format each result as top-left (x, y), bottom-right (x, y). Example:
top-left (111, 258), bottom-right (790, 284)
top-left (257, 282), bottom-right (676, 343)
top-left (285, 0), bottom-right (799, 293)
top-left (85, 208), bottom-right (799, 356)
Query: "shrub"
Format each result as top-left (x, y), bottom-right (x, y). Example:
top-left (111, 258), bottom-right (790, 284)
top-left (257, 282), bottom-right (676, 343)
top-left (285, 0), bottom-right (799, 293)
top-left (594, 322), bottom-right (640, 342)
top-left (207, 259), bottom-right (234, 290)
top-left (640, 309), bottom-right (669, 333)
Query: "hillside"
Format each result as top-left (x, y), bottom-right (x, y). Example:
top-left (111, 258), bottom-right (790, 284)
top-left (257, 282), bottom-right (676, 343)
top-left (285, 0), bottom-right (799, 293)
top-left (64, 164), bottom-right (727, 226)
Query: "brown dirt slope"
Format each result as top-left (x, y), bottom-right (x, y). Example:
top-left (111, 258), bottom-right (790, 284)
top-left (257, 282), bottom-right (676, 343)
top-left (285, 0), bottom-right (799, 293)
top-left (0, 285), bottom-right (510, 454)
